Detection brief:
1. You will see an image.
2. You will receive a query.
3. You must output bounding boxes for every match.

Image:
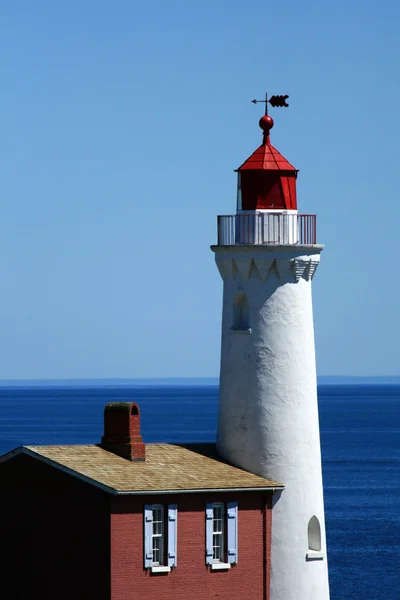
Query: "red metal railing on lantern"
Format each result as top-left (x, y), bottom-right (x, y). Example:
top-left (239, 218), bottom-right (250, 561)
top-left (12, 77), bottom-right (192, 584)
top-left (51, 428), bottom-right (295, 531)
top-left (217, 214), bottom-right (317, 245)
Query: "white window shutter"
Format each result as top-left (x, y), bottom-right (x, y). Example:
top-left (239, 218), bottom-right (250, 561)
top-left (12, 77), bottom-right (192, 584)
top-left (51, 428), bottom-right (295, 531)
top-left (144, 505), bottom-right (153, 568)
top-left (205, 503), bottom-right (213, 564)
top-left (227, 501), bottom-right (238, 564)
top-left (168, 504), bottom-right (178, 567)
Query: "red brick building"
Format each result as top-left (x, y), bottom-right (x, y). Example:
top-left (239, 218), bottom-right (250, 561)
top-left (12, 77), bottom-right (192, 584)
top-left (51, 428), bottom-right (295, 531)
top-left (0, 402), bottom-right (281, 600)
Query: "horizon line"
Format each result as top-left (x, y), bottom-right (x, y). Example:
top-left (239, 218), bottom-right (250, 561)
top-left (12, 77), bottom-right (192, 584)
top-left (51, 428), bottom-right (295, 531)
top-left (1, 375), bottom-right (400, 387)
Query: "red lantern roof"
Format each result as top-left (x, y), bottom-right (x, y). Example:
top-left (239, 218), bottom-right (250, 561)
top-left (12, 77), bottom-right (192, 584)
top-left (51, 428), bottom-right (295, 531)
top-left (237, 141), bottom-right (297, 171)
top-left (237, 115), bottom-right (297, 172)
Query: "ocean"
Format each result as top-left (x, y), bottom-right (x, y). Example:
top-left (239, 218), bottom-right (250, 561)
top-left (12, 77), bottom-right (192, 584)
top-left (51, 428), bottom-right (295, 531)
top-left (0, 382), bottom-right (399, 599)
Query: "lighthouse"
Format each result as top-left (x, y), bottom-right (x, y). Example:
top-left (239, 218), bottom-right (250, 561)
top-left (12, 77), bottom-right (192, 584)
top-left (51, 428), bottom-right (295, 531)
top-left (212, 96), bottom-right (330, 600)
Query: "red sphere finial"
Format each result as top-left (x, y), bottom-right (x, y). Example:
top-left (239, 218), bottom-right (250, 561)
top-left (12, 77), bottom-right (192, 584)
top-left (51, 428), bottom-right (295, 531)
top-left (259, 115), bottom-right (274, 133)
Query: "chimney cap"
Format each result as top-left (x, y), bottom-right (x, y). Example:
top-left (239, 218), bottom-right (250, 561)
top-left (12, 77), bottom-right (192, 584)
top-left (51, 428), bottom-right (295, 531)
top-left (104, 401), bottom-right (140, 414)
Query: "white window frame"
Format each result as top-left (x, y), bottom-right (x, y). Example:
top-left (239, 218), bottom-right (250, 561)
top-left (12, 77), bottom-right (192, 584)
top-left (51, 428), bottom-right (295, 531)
top-left (151, 505), bottom-right (164, 566)
top-left (212, 503), bottom-right (225, 562)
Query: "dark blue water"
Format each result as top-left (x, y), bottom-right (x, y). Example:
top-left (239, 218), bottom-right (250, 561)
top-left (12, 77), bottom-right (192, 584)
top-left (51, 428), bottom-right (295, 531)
top-left (0, 383), bottom-right (399, 599)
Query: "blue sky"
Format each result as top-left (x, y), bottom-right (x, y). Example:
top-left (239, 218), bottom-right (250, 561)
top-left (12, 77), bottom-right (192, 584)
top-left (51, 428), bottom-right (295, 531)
top-left (1, 0), bottom-right (399, 379)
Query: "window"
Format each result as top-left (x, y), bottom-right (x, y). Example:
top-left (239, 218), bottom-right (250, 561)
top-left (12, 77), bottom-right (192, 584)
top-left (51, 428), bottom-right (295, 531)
top-left (232, 293), bottom-right (250, 331)
top-left (236, 173), bottom-right (242, 211)
top-left (306, 515), bottom-right (324, 561)
top-left (152, 506), bottom-right (164, 565)
top-left (144, 504), bottom-right (177, 572)
top-left (308, 515), bottom-right (321, 551)
top-left (206, 501), bottom-right (238, 569)
top-left (212, 504), bottom-right (224, 561)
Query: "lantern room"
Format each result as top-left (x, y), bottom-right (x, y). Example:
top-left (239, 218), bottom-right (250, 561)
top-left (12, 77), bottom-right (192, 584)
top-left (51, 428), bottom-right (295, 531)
top-left (216, 107), bottom-right (317, 246)
top-left (236, 115), bottom-right (298, 213)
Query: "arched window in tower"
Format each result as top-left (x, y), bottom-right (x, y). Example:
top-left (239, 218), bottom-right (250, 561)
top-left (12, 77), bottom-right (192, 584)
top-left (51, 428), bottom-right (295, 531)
top-left (233, 293), bottom-right (250, 331)
top-left (308, 516), bottom-right (321, 552)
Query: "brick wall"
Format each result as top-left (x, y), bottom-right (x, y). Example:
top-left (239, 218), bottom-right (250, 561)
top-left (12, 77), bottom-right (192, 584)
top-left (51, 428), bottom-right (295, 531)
top-left (0, 454), bottom-right (111, 600)
top-left (110, 491), bottom-right (272, 600)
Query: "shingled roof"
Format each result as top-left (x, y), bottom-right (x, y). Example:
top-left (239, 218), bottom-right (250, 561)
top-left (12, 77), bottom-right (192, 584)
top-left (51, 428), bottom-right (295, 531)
top-left (0, 443), bottom-right (283, 495)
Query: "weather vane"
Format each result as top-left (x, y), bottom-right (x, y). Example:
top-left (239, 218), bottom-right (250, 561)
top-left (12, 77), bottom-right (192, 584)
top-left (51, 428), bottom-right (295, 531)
top-left (251, 93), bottom-right (289, 115)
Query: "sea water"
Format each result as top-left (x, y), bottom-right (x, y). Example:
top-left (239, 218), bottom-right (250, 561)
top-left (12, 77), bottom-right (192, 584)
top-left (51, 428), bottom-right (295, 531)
top-left (0, 383), bottom-right (399, 599)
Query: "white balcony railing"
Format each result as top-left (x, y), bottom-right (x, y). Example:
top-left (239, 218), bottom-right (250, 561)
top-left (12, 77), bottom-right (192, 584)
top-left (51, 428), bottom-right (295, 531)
top-left (217, 213), bottom-right (317, 245)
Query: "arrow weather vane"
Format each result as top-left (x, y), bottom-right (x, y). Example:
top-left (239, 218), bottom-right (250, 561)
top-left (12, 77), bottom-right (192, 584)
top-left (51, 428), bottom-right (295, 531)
top-left (251, 92), bottom-right (289, 115)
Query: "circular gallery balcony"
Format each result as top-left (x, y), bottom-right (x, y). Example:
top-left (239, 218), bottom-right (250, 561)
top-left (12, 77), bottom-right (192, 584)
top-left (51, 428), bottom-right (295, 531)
top-left (217, 213), bottom-right (317, 246)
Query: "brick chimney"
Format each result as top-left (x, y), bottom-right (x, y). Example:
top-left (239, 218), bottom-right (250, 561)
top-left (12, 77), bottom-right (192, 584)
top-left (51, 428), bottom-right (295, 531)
top-left (101, 402), bottom-right (145, 461)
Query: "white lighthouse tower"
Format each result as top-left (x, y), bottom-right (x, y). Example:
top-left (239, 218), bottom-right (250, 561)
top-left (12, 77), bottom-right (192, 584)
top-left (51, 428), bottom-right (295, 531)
top-left (212, 97), bottom-right (330, 600)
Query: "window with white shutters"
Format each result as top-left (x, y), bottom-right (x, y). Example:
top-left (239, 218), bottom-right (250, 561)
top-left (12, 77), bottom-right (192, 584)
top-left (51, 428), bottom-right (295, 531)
top-left (144, 504), bottom-right (178, 571)
top-left (206, 501), bottom-right (238, 568)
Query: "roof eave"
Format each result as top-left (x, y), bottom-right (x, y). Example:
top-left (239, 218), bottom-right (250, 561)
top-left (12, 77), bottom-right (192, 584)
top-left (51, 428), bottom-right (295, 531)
top-left (114, 485), bottom-right (284, 495)
top-left (235, 167), bottom-right (298, 173)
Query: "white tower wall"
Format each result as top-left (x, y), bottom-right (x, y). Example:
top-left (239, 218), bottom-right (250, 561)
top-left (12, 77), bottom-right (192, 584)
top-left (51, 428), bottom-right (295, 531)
top-left (213, 244), bottom-right (330, 600)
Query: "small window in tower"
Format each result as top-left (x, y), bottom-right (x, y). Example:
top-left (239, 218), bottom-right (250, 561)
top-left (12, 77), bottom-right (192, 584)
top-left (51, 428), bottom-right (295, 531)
top-left (306, 516), bottom-right (324, 560)
top-left (232, 293), bottom-right (250, 331)
top-left (308, 516), bottom-right (321, 551)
